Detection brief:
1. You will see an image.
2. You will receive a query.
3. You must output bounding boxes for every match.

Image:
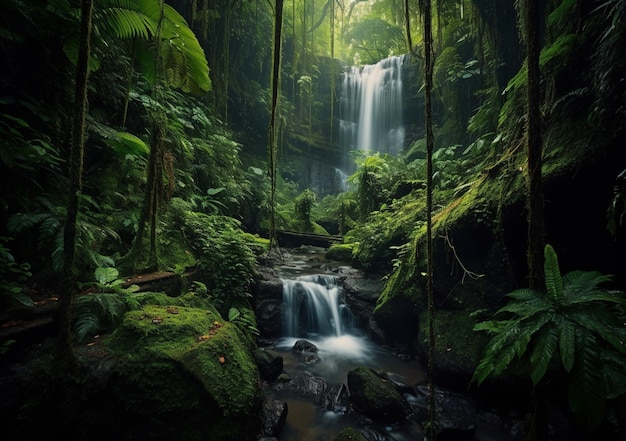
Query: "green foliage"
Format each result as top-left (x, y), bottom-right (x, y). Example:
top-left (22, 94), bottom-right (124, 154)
top-left (73, 266), bottom-right (141, 342)
top-left (343, 17), bottom-right (404, 64)
top-left (294, 188), bottom-right (317, 231)
top-left (172, 206), bottom-right (256, 312)
top-left (228, 306), bottom-right (260, 346)
top-left (472, 244), bottom-right (626, 429)
top-left (0, 238), bottom-right (33, 307)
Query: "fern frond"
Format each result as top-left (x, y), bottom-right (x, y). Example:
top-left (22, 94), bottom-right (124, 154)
top-left (530, 325), bottom-right (559, 385)
top-left (557, 316), bottom-right (576, 372)
top-left (562, 270), bottom-right (622, 304)
top-left (544, 244), bottom-right (564, 305)
top-left (568, 308), bottom-right (626, 354)
top-left (601, 350), bottom-right (626, 399)
top-left (498, 289), bottom-right (553, 318)
top-left (569, 330), bottom-right (605, 429)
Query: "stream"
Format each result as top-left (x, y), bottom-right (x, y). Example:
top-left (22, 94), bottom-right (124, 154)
top-left (261, 248), bottom-right (518, 441)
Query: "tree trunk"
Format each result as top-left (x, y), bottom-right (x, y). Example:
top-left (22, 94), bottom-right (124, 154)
top-left (525, 0), bottom-right (545, 291)
top-left (60, 0), bottom-right (93, 364)
top-left (422, 0), bottom-right (437, 438)
top-left (524, 1), bottom-right (547, 439)
top-left (268, 0), bottom-right (284, 252)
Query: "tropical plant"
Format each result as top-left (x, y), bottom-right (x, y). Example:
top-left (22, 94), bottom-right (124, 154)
top-left (228, 306), bottom-right (260, 346)
top-left (472, 244), bottom-right (626, 429)
top-left (73, 267), bottom-right (140, 342)
top-left (294, 188), bottom-right (317, 231)
top-left (0, 239), bottom-right (33, 308)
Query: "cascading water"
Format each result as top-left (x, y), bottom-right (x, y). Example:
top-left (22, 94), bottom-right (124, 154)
top-left (282, 274), bottom-right (354, 339)
top-left (339, 55), bottom-right (406, 173)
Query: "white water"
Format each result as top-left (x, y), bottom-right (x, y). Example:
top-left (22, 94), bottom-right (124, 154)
top-left (339, 55), bottom-right (406, 173)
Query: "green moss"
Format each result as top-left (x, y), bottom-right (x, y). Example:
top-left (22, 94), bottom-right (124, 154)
top-left (106, 304), bottom-right (261, 417)
top-left (419, 309), bottom-right (488, 374)
top-left (325, 243), bottom-right (354, 262)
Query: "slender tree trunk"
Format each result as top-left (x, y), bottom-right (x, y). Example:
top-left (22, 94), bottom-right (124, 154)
top-left (525, 0), bottom-right (547, 439)
top-left (268, 0), bottom-right (284, 252)
top-left (525, 0), bottom-right (545, 291)
top-left (60, 0), bottom-right (93, 363)
top-left (422, 0), bottom-right (437, 438)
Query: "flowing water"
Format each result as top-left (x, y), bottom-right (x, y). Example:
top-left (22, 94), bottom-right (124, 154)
top-left (339, 55), bottom-right (406, 174)
top-left (265, 249), bottom-right (426, 440)
top-left (263, 249), bottom-right (518, 441)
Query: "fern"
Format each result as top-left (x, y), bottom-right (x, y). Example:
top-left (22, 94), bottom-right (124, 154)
top-left (472, 244), bottom-right (626, 428)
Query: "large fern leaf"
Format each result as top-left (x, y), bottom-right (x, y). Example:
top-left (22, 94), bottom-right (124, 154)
top-left (544, 244), bottom-right (564, 305)
top-left (569, 330), bottom-right (605, 429)
top-left (530, 325), bottom-right (559, 385)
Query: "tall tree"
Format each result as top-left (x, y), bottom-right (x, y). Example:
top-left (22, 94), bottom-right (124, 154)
top-left (416, 0), bottom-right (437, 437)
top-left (269, 0), bottom-right (284, 252)
top-left (524, 0), bottom-right (545, 291)
top-left (523, 0), bottom-right (547, 439)
top-left (60, 0), bottom-right (94, 363)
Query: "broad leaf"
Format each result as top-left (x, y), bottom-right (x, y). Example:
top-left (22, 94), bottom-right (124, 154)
top-left (558, 317), bottom-right (576, 372)
top-left (530, 325), bottom-right (558, 385)
top-left (95, 267), bottom-right (119, 285)
top-left (544, 244), bottom-right (564, 305)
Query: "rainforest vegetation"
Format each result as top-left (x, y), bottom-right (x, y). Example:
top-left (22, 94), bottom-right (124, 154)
top-left (1, 0), bottom-right (625, 440)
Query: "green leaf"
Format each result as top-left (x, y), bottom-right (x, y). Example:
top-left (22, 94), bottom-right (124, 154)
top-left (544, 244), bottom-right (564, 305)
top-left (558, 318), bottom-right (576, 372)
top-left (228, 307), bottom-right (241, 322)
top-left (95, 267), bottom-right (119, 285)
top-left (568, 330), bottom-right (605, 429)
top-left (530, 325), bottom-right (559, 385)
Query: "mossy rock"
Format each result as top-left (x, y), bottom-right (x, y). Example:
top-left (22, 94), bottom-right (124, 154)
top-left (347, 366), bottom-right (409, 423)
top-left (105, 304), bottom-right (263, 440)
top-left (325, 243), bottom-right (354, 262)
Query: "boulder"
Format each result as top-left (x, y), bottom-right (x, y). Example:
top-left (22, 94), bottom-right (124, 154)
top-left (347, 366), bottom-right (410, 424)
top-left (261, 399), bottom-right (288, 437)
top-left (253, 348), bottom-right (284, 381)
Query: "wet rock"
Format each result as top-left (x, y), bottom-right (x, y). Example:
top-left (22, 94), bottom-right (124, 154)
top-left (413, 385), bottom-right (476, 439)
top-left (253, 348), bottom-right (283, 381)
top-left (347, 366), bottom-right (411, 424)
top-left (292, 339), bottom-right (317, 352)
top-left (261, 399), bottom-right (288, 437)
top-left (332, 426), bottom-right (367, 441)
top-left (321, 383), bottom-right (350, 413)
top-left (272, 372), bottom-right (328, 399)
top-left (292, 339), bottom-right (319, 363)
top-left (253, 277), bottom-right (283, 338)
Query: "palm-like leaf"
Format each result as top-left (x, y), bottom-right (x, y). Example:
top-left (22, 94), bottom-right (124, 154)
top-left (544, 244), bottom-right (564, 305)
top-left (473, 244), bottom-right (626, 428)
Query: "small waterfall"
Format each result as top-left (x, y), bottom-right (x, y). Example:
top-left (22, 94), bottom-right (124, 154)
top-left (339, 55), bottom-right (406, 172)
top-left (282, 274), bottom-right (354, 338)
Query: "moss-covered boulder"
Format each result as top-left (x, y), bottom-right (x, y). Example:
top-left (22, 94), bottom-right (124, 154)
top-left (347, 366), bottom-right (410, 423)
top-left (325, 243), bottom-right (354, 262)
top-left (104, 304), bottom-right (263, 440)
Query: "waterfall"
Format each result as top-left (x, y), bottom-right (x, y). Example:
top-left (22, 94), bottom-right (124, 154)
top-left (282, 274), bottom-right (354, 338)
top-left (339, 55), bottom-right (406, 172)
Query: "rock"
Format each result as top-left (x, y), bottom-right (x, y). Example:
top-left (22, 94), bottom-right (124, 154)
top-left (253, 279), bottom-right (283, 338)
top-left (292, 339), bottom-right (319, 363)
top-left (321, 383), bottom-right (350, 413)
top-left (272, 373), bottom-right (328, 400)
top-left (413, 385), bottom-right (476, 439)
top-left (253, 348), bottom-right (283, 381)
top-left (261, 399), bottom-right (288, 437)
top-left (293, 339), bottom-right (318, 353)
top-left (347, 367), bottom-right (410, 424)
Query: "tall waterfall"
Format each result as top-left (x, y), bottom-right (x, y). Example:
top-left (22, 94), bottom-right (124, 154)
top-left (339, 55), bottom-right (406, 172)
top-left (282, 274), bottom-right (354, 338)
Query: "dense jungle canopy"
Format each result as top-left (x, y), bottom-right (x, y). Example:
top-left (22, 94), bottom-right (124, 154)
top-left (1, 0), bottom-right (625, 440)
